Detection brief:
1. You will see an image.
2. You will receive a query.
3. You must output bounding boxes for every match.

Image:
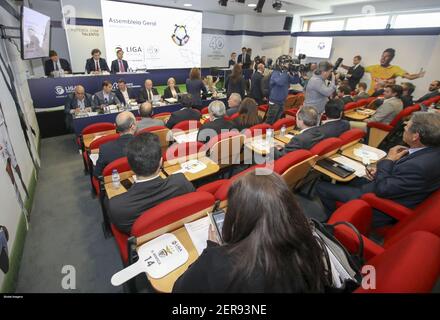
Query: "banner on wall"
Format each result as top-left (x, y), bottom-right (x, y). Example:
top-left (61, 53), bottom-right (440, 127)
top-left (201, 34), bottom-right (229, 68)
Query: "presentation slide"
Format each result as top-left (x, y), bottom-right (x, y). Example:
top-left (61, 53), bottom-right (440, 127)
top-left (21, 6), bottom-right (51, 60)
top-left (295, 36), bottom-right (333, 59)
top-left (100, 0), bottom-right (202, 70)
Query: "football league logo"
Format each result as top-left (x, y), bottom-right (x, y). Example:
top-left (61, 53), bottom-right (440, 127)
top-left (171, 25), bottom-right (190, 46)
top-left (318, 42), bottom-right (326, 50)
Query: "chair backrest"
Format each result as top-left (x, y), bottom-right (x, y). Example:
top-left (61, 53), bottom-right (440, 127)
top-left (201, 131), bottom-right (245, 168)
top-left (356, 99), bottom-right (371, 108)
top-left (228, 112), bottom-right (239, 121)
top-left (339, 129), bottom-right (366, 150)
top-left (274, 150), bottom-right (316, 189)
top-left (173, 120), bottom-right (201, 131)
top-left (82, 122), bottom-right (116, 135)
top-left (246, 123), bottom-right (273, 137)
top-left (136, 126), bottom-right (170, 152)
top-left (135, 116), bottom-right (142, 121)
top-left (152, 112), bottom-right (171, 123)
top-left (310, 137), bottom-right (343, 158)
top-left (389, 104), bottom-right (421, 127)
top-left (131, 191), bottom-right (216, 237)
top-left (344, 102), bottom-right (358, 111)
top-left (272, 118), bottom-right (296, 131)
top-left (163, 141), bottom-right (204, 162)
top-left (102, 157), bottom-right (131, 177)
top-left (89, 133), bottom-right (120, 150)
top-left (201, 106), bottom-right (209, 115)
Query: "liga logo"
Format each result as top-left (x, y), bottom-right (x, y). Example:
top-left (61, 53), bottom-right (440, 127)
top-left (55, 85), bottom-right (75, 96)
top-left (55, 86), bottom-right (65, 95)
top-left (171, 24), bottom-right (190, 46)
top-left (318, 42), bottom-right (326, 50)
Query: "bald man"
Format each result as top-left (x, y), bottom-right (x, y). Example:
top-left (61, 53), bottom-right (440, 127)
top-left (138, 79), bottom-right (159, 103)
top-left (64, 85), bottom-right (95, 132)
top-left (137, 102), bottom-right (164, 131)
top-left (94, 111), bottom-right (137, 177)
top-left (250, 63), bottom-right (265, 104)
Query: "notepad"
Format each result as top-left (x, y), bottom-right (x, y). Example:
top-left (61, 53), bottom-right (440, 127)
top-left (184, 217), bottom-right (210, 256)
top-left (353, 145), bottom-right (386, 161)
top-left (333, 156), bottom-right (366, 177)
top-left (89, 153), bottom-right (99, 166)
top-left (173, 131), bottom-right (198, 144)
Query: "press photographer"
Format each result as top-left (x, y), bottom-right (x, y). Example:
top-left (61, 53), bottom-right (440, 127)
top-left (304, 61), bottom-right (337, 114)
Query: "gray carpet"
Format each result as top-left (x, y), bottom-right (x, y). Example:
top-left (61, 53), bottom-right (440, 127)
top-left (16, 134), bottom-right (123, 293)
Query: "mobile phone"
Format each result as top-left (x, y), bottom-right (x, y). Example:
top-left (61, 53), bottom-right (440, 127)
top-left (120, 179), bottom-right (133, 190)
top-left (208, 210), bottom-right (225, 244)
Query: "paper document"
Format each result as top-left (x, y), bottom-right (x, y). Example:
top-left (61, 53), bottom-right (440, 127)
top-left (353, 145), bottom-right (386, 161)
top-left (87, 112), bottom-right (98, 117)
top-left (173, 131), bottom-right (198, 144)
top-left (173, 159), bottom-right (207, 175)
top-left (251, 139), bottom-right (273, 153)
top-left (333, 156), bottom-right (366, 177)
top-left (165, 98), bottom-right (178, 104)
top-left (89, 153), bottom-right (99, 166)
top-left (184, 217), bottom-right (210, 255)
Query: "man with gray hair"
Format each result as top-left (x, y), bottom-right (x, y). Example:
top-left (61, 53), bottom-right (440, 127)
top-left (94, 111), bottom-right (137, 177)
top-left (226, 93), bottom-right (242, 117)
top-left (197, 100), bottom-right (236, 144)
top-left (304, 61), bottom-right (337, 114)
top-left (317, 111), bottom-right (440, 227)
top-left (137, 102), bottom-right (164, 131)
top-left (274, 105), bottom-right (324, 159)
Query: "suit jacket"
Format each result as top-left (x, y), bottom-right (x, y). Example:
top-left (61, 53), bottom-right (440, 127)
top-left (166, 108), bottom-right (201, 129)
top-left (372, 89), bottom-right (384, 97)
top-left (64, 93), bottom-right (95, 114)
top-left (162, 86), bottom-right (181, 100)
top-left (94, 134), bottom-right (134, 177)
top-left (85, 58), bottom-right (110, 73)
top-left (401, 95), bottom-right (414, 108)
top-left (115, 88), bottom-right (135, 105)
top-left (110, 59), bottom-right (129, 73)
top-left (340, 95), bottom-right (354, 105)
top-left (197, 118), bottom-right (236, 144)
top-left (250, 71), bottom-right (264, 104)
top-left (93, 91), bottom-right (121, 108)
top-left (109, 174), bottom-right (195, 234)
top-left (138, 87), bottom-right (159, 103)
top-left (275, 126), bottom-right (324, 159)
top-left (367, 97), bottom-right (403, 124)
top-left (347, 65), bottom-right (365, 91)
top-left (319, 119), bottom-right (350, 139)
top-left (415, 90), bottom-right (440, 103)
top-left (44, 58), bottom-right (72, 76)
top-left (186, 79), bottom-right (208, 107)
top-left (228, 59), bottom-right (236, 68)
top-left (237, 53), bottom-right (251, 69)
top-left (225, 76), bottom-right (246, 99)
top-left (363, 147), bottom-right (440, 209)
top-left (137, 117), bottom-right (165, 131)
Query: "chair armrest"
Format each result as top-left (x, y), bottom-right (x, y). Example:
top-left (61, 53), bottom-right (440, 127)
top-left (361, 193), bottom-right (414, 221)
top-left (367, 122), bottom-right (393, 131)
top-left (328, 199), bottom-right (372, 236)
top-left (196, 180), bottom-right (228, 195)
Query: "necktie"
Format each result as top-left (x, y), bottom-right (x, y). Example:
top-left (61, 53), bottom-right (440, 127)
top-left (119, 60), bottom-right (124, 72)
top-left (95, 60), bottom-right (100, 72)
top-left (148, 90), bottom-right (152, 101)
top-left (54, 61), bottom-right (58, 71)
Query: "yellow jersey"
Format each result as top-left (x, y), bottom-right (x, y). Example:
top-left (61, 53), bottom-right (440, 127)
top-left (365, 64), bottom-right (406, 94)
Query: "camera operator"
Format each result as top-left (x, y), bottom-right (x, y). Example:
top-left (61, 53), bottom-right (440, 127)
top-left (303, 61), bottom-right (337, 114)
top-left (265, 55), bottom-right (301, 124)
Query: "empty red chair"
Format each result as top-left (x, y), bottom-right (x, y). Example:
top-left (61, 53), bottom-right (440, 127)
top-left (272, 118), bottom-right (296, 131)
top-left (310, 137), bottom-right (343, 158)
top-left (339, 128), bottom-right (366, 149)
top-left (163, 141), bottom-right (204, 162)
top-left (172, 120), bottom-right (201, 131)
top-left (112, 191), bottom-right (216, 264)
top-left (344, 101), bottom-right (358, 111)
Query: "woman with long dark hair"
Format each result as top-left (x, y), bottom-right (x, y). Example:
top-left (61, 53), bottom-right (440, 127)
top-left (225, 63), bottom-right (246, 99)
top-left (232, 97), bottom-right (262, 131)
top-left (173, 171), bottom-right (329, 293)
top-left (186, 67), bottom-right (208, 110)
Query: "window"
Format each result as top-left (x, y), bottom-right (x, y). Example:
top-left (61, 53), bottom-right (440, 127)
top-left (394, 12), bottom-right (440, 29)
top-left (308, 19), bottom-right (345, 32)
top-left (346, 15), bottom-right (390, 30)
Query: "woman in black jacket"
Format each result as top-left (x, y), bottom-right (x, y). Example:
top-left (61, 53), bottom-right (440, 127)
top-left (162, 77), bottom-right (181, 100)
top-left (225, 64), bottom-right (246, 99)
top-left (186, 68), bottom-right (208, 110)
top-left (173, 171), bottom-right (329, 293)
top-left (232, 97), bottom-right (262, 131)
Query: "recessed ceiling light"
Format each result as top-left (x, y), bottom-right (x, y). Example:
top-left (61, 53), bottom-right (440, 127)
top-left (278, 9), bottom-right (287, 13)
top-left (184, 3), bottom-right (193, 7)
top-left (248, 3), bottom-right (257, 7)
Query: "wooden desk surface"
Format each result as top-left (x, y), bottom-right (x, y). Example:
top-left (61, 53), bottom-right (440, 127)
top-left (341, 143), bottom-right (383, 164)
top-left (274, 130), bottom-right (299, 145)
top-left (313, 154), bottom-right (357, 183)
top-left (344, 108), bottom-right (376, 121)
top-left (104, 171), bottom-right (167, 199)
top-left (83, 130), bottom-right (116, 149)
top-left (163, 157), bottom-right (220, 181)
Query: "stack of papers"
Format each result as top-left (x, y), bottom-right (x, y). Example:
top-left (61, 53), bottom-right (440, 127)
top-left (332, 156), bottom-right (366, 177)
top-left (173, 159), bottom-right (207, 174)
top-left (357, 108), bottom-right (375, 115)
top-left (353, 145), bottom-right (386, 161)
top-left (173, 131), bottom-right (198, 144)
top-left (184, 217), bottom-right (210, 255)
top-left (251, 139), bottom-right (273, 153)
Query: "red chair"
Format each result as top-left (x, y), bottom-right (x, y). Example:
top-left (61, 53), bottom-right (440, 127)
top-left (135, 116), bottom-right (142, 121)
top-left (152, 112), bottom-right (171, 123)
top-left (356, 98), bottom-right (372, 108)
top-left (421, 95), bottom-right (440, 106)
top-left (344, 101), bottom-right (358, 112)
top-left (200, 131), bottom-right (245, 169)
top-left (79, 122), bottom-right (116, 169)
top-left (201, 106), bottom-right (209, 115)
top-left (246, 123), bottom-right (273, 138)
top-left (172, 120), bottom-right (201, 131)
top-left (339, 128), bottom-right (366, 150)
top-left (163, 141), bottom-right (204, 162)
top-left (367, 104), bottom-right (420, 147)
top-left (228, 113), bottom-right (239, 121)
top-left (136, 126), bottom-right (170, 153)
top-left (284, 108), bottom-right (299, 118)
top-left (111, 191), bottom-right (216, 264)
top-left (274, 150), bottom-right (316, 189)
top-left (85, 133), bottom-right (120, 176)
top-left (272, 118), bottom-right (296, 131)
top-left (310, 137), bottom-right (343, 158)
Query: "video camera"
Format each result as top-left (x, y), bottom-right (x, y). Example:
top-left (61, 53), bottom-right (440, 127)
top-left (275, 54), bottom-right (308, 73)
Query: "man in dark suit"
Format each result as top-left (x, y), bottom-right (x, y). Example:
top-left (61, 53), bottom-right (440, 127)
top-left (197, 100), bottom-right (236, 144)
top-left (85, 48), bottom-right (110, 74)
top-left (64, 85), bottom-right (95, 131)
top-left (237, 47), bottom-right (251, 69)
top-left (111, 49), bottom-right (129, 73)
top-left (44, 50), bottom-right (72, 76)
top-left (93, 81), bottom-right (121, 108)
top-left (316, 112), bottom-right (440, 227)
top-left (94, 111), bottom-right (137, 177)
top-left (228, 52), bottom-right (236, 68)
top-left (138, 79), bottom-right (159, 103)
top-left (337, 85), bottom-right (354, 105)
top-left (250, 63), bottom-right (265, 105)
top-left (414, 80), bottom-right (440, 103)
top-left (319, 100), bottom-right (350, 138)
top-left (340, 55), bottom-right (365, 91)
top-left (166, 94), bottom-right (201, 129)
top-left (109, 132), bottom-right (195, 234)
top-left (274, 106), bottom-right (324, 159)
top-left (115, 79), bottom-right (135, 105)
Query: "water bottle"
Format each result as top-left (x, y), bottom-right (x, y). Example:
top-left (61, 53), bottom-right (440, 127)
top-left (266, 128), bottom-right (273, 142)
top-left (112, 169), bottom-right (120, 189)
top-left (280, 125), bottom-right (286, 137)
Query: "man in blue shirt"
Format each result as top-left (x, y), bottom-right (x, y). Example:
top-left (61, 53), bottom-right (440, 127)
top-left (265, 55), bottom-right (300, 124)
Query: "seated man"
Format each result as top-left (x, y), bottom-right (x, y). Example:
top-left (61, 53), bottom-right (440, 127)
top-left (274, 105), bottom-right (324, 159)
top-left (352, 82), bottom-right (370, 101)
top-left (136, 102), bottom-right (164, 131)
top-left (371, 81), bottom-right (385, 97)
top-left (138, 79), bottom-right (159, 103)
top-left (64, 85), bottom-right (95, 131)
top-left (316, 112), bottom-right (440, 227)
top-left (197, 100), bottom-right (236, 144)
top-left (414, 80), bottom-right (440, 103)
top-left (44, 50), bottom-right (72, 76)
top-left (115, 79), bottom-right (135, 106)
top-left (337, 85), bottom-right (354, 105)
top-left (109, 133), bottom-right (195, 234)
top-left (93, 80), bottom-right (121, 109)
top-left (226, 93), bottom-right (241, 117)
top-left (94, 111), bottom-right (136, 177)
top-left (166, 94), bottom-right (201, 129)
top-left (85, 48), bottom-right (110, 74)
top-left (319, 100), bottom-right (350, 138)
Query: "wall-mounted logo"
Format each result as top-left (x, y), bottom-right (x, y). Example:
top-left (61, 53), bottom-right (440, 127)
top-left (115, 45), bottom-right (123, 53)
top-left (171, 25), bottom-right (190, 46)
top-left (146, 45), bottom-right (159, 57)
top-left (209, 36), bottom-right (225, 50)
top-left (55, 86), bottom-right (65, 95)
top-left (55, 85), bottom-right (75, 97)
top-left (318, 42), bottom-right (326, 50)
